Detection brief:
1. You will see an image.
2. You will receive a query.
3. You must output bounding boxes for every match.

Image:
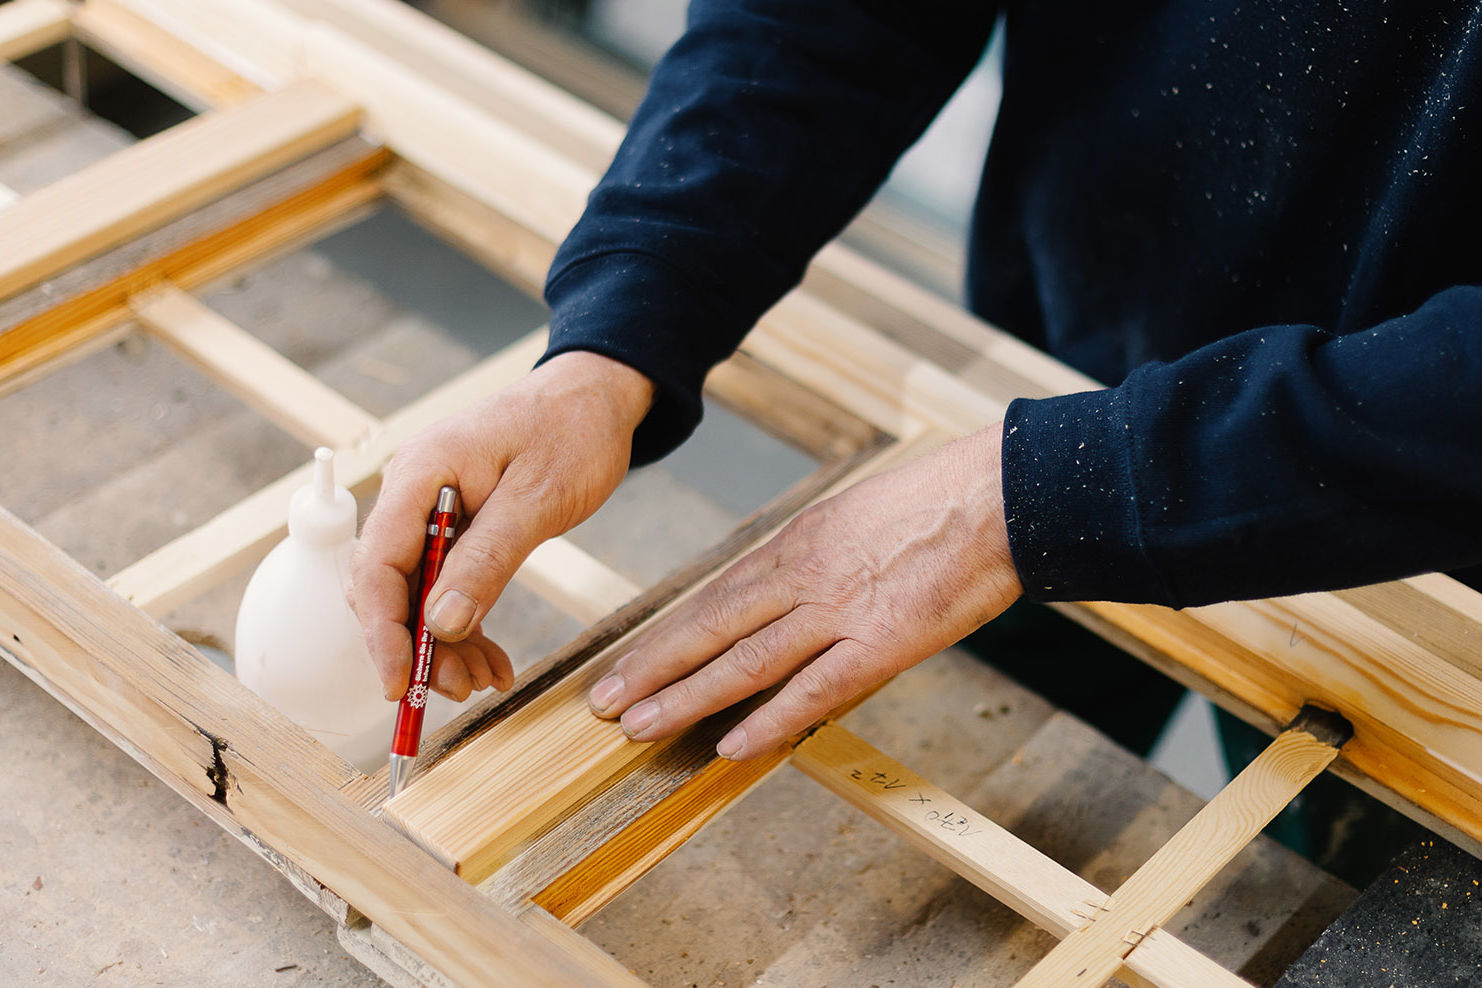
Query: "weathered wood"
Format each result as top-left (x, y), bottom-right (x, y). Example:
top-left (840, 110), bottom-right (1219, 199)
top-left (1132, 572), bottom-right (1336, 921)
top-left (0, 505), bottom-right (636, 987)
top-left (106, 329), bottom-right (631, 629)
top-left (792, 722), bottom-right (1253, 988)
top-left (526, 741), bottom-right (788, 927)
top-left (347, 434), bottom-right (894, 814)
top-left (0, 79), bottom-right (360, 301)
top-left (0, 139), bottom-right (387, 395)
top-left (382, 159), bottom-right (551, 296)
top-left (131, 283), bottom-right (379, 448)
top-left (382, 434), bottom-right (941, 883)
top-left (0, 0), bottom-right (71, 64)
top-left (385, 161), bottom-right (883, 463)
top-left (1014, 709), bottom-right (1347, 988)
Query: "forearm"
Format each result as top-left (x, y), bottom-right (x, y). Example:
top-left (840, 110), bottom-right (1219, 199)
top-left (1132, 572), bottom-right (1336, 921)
top-left (1004, 285), bottom-right (1482, 606)
top-left (544, 0), bottom-right (998, 463)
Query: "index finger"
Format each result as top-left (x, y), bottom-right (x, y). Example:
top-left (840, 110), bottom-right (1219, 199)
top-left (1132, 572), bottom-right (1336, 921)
top-left (353, 452), bottom-right (461, 698)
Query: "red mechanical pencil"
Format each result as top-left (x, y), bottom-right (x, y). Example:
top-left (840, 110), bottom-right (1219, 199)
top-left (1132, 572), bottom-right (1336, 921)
top-left (387, 484), bottom-right (460, 797)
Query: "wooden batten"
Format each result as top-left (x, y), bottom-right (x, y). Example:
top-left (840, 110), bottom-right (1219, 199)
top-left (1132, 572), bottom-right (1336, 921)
top-left (130, 284), bottom-right (380, 449)
top-left (0, 506), bottom-right (635, 987)
top-left (382, 434), bottom-right (942, 884)
top-left (793, 723), bottom-right (1253, 988)
top-left (106, 329), bottom-right (638, 632)
top-left (1013, 711), bottom-right (1345, 987)
top-left (529, 740), bottom-right (790, 926)
top-left (346, 435), bottom-right (896, 815)
top-left (0, 139), bottom-right (387, 396)
top-left (73, 0), bottom-right (263, 110)
top-left (6, 2), bottom-right (1482, 984)
top-left (0, 0), bottom-right (71, 64)
top-left (0, 79), bottom-right (360, 301)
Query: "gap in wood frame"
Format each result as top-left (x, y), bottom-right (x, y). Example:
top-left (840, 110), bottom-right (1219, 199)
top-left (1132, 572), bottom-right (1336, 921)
top-left (193, 204), bottom-right (587, 682)
top-left (197, 205), bottom-right (550, 418)
top-left (9, 39), bottom-right (194, 144)
top-left (0, 329), bottom-right (309, 659)
top-left (0, 53), bottom-right (183, 196)
top-left (562, 401), bottom-right (819, 595)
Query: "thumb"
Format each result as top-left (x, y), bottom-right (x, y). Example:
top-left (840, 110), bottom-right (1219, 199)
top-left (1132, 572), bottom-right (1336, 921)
top-left (422, 484), bottom-right (550, 641)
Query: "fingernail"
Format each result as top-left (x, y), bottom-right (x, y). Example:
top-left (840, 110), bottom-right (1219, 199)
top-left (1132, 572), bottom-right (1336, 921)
top-left (495, 672), bottom-right (514, 692)
top-left (621, 699), bottom-right (658, 738)
top-left (427, 590), bottom-right (475, 637)
top-left (717, 725), bottom-right (746, 759)
top-left (589, 673), bottom-right (624, 713)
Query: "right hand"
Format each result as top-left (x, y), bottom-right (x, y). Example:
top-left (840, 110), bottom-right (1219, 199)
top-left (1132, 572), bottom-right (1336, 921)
top-left (351, 350), bottom-right (655, 703)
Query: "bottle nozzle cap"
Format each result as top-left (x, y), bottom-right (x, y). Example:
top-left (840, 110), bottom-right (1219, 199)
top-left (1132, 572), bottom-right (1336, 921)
top-left (289, 448), bottom-right (358, 546)
top-left (313, 447), bottom-right (335, 505)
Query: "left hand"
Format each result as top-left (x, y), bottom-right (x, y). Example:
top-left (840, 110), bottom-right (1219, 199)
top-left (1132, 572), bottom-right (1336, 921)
top-left (586, 424), bottom-right (1024, 758)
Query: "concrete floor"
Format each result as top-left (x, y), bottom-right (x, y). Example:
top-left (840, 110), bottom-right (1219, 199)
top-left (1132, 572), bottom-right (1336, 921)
top-left (0, 55), bottom-right (1355, 987)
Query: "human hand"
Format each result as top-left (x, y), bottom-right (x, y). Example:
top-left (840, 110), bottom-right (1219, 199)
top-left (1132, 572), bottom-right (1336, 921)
top-left (352, 351), bottom-right (655, 702)
top-left (586, 425), bottom-right (1023, 758)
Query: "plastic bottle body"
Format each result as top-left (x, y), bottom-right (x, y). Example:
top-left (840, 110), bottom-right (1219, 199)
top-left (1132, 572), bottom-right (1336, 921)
top-left (234, 535), bottom-right (391, 771)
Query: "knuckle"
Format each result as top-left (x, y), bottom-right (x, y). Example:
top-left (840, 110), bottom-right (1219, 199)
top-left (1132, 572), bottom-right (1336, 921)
top-left (788, 669), bottom-right (835, 712)
top-left (725, 635), bottom-right (773, 685)
top-left (690, 593), bottom-right (738, 643)
top-left (456, 528), bottom-right (516, 572)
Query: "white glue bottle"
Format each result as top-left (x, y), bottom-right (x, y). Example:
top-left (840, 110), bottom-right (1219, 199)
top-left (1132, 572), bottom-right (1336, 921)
top-left (234, 447), bottom-right (392, 772)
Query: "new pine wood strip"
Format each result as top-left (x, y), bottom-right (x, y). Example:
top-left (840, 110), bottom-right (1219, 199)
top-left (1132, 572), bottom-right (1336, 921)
top-left (73, 0), bottom-right (263, 110)
top-left (347, 437), bottom-right (895, 811)
top-left (531, 745), bottom-right (787, 927)
top-left (519, 675), bottom-right (898, 927)
top-left (131, 284), bottom-right (380, 449)
top-left (214, 0), bottom-right (1085, 412)
top-left (1336, 577), bottom-right (1482, 681)
top-left (0, 143), bottom-right (384, 399)
top-left (519, 537), bottom-right (641, 627)
top-left (1013, 715), bottom-right (1344, 988)
top-left (792, 723), bottom-right (1252, 988)
top-left (381, 434), bottom-right (943, 884)
top-left (118, 0), bottom-right (1007, 441)
top-left (0, 78), bottom-right (360, 300)
top-left (1193, 593), bottom-right (1482, 787)
top-left (1070, 597), bottom-right (1482, 857)
top-left (0, 0), bottom-right (71, 63)
top-left (0, 137), bottom-right (383, 332)
top-left (0, 506), bottom-right (638, 987)
top-left (104, 332), bottom-right (550, 615)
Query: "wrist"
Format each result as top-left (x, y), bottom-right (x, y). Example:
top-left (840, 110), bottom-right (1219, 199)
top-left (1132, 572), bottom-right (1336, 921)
top-left (954, 424), bottom-right (1024, 600)
top-left (542, 350), bottom-right (657, 431)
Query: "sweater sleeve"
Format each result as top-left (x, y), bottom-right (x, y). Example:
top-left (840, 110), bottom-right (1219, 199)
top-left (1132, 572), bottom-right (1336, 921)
top-left (1003, 284), bottom-right (1482, 607)
top-left (542, 0), bottom-right (998, 464)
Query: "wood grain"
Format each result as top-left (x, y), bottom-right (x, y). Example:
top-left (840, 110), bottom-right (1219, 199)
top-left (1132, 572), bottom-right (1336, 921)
top-left (131, 284), bottom-right (380, 449)
top-left (792, 723), bottom-right (1253, 988)
top-left (0, 505), bottom-right (637, 987)
top-left (73, 0), bottom-right (262, 110)
top-left (346, 435), bottom-right (894, 813)
top-left (1013, 714), bottom-right (1343, 988)
top-left (0, 140), bottom-right (386, 396)
top-left (108, 329), bottom-right (641, 632)
top-left (382, 434), bottom-right (942, 883)
top-left (0, 79), bottom-right (359, 301)
top-left (0, 0), bottom-right (71, 64)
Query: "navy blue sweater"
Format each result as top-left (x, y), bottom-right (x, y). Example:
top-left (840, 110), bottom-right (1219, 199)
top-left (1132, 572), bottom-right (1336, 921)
top-left (542, 0), bottom-right (1482, 607)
